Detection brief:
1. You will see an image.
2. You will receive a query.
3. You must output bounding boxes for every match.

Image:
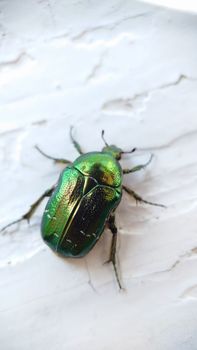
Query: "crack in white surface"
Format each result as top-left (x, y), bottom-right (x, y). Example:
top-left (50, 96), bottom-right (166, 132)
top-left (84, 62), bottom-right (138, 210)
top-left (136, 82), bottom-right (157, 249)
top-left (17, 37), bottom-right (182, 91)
top-left (0, 126), bottom-right (24, 137)
top-left (139, 128), bottom-right (197, 151)
top-left (103, 98), bottom-right (135, 114)
top-left (72, 11), bottom-right (152, 41)
top-left (0, 52), bottom-right (34, 67)
top-left (102, 74), bottom-right (197, 114)
top-left (85, 52), bottom-right (107, 82)
top-left (148, 74), bottom-right (197, 92)
top-left (32, 119), bottom-right (47, 126)
top-left (133, 247), bottom-right (197, 279)
top-left (0, 52), bottom-right (36, 88)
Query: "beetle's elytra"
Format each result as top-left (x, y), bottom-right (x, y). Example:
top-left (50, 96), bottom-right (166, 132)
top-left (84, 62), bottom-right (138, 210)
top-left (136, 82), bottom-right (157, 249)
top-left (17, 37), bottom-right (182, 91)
top-left (1, 128), bottom-right (164, 289)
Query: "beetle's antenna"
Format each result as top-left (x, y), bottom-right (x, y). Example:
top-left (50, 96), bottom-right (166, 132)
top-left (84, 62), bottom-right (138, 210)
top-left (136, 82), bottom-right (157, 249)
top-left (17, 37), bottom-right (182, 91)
top-left (121, 147), bottom-right (137, 155)
top-left (70, 126), bottom-right (84, 155)
top-left (101, 130), bottom-right (109, 147)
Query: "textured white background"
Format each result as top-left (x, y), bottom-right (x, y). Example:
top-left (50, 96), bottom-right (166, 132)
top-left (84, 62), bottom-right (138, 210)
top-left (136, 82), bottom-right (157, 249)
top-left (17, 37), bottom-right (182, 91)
top-left (0, 1), bottom-right (197, 349)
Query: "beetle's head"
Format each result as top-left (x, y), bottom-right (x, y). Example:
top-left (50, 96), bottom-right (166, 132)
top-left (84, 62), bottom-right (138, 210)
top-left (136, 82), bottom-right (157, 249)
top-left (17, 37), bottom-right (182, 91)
top-left (101, 130), bottom-right (136, 161)
top-left (102, 144), bottom-right (123, 160)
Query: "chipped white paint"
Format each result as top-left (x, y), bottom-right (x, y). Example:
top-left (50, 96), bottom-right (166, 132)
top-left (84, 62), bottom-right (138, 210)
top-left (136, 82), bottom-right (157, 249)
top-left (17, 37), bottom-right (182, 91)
top-left (0, 1), bottom-right (197, 349)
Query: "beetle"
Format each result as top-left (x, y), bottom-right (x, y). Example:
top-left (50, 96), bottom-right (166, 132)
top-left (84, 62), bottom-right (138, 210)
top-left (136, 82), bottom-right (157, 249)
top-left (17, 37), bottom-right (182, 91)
top-left (0, 127), bottom-right (164, 288)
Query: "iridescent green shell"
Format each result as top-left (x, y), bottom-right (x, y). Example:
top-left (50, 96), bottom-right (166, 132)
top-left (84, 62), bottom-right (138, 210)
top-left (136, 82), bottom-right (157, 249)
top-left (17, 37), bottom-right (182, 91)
top-left (41, 152), bottom-right (122, 257)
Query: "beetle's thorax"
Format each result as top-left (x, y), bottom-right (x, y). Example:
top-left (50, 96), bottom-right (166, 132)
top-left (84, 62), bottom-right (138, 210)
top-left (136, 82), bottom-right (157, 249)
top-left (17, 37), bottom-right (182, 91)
top-left (73, 151), bottom-right (123, 188)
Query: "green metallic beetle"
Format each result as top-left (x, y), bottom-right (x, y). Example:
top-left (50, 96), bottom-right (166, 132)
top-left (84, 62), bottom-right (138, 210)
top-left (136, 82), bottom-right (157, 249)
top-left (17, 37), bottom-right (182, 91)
top-left (1, 128), bottom-right (164, 288)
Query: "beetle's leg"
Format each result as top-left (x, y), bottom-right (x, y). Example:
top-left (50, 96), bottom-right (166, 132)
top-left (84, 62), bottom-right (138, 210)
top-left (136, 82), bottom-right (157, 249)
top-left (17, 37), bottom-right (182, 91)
top-left (106, 214), bottom-right (123, 290)
top-left (35, 145), bottom-right (72, 165)
top-left (123, 154), bottom-right (153, 174)
top-left (70, 126), bottom-right (84, 155)
top-left (123, 185), bottom-right (166, 208)
top-left (0, 185), bottom-right (56, 233)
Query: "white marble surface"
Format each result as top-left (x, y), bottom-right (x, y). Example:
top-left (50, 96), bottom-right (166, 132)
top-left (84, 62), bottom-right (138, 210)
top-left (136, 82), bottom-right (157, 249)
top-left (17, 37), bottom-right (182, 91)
top-left (0, 1), bottom-right (197, 349)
